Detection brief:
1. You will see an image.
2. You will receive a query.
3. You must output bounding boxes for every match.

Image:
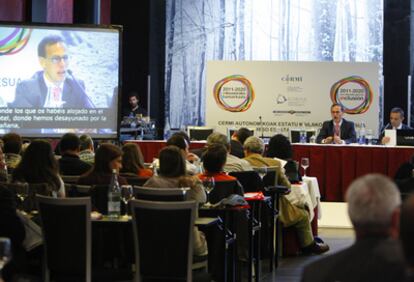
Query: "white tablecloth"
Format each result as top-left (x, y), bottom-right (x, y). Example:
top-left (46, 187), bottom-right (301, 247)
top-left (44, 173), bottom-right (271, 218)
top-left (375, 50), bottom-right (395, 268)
top-left (285, 176), bottom-right (321, 221)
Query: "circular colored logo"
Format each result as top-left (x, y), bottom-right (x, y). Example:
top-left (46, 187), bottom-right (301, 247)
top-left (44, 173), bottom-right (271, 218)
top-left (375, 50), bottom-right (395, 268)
top-left (0, 28), bottom-right (32, 56)
top-left (330, 76), bottom-right (373, 114)
top-left (213, 75), bottom-right (255, 112)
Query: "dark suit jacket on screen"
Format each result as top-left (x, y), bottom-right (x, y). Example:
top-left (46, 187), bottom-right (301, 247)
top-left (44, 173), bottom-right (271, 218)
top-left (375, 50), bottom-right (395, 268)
top-left (9, 71), bottom-right (94, 108)
top-left (301, 237), bottom-right (405, 282)
top-left (316, 118), bottom-right (356, 144)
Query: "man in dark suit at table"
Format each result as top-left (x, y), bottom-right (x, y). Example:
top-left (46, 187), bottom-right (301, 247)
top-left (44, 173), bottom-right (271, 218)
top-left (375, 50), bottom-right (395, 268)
top-left (316, 103), bottom-right (356, 144)
top-left (379, 107), bottom-right (412, 144)
top-left (9, 35), bottom-right (94, 108)
top-left (301, 174), bottom-right (405, 282)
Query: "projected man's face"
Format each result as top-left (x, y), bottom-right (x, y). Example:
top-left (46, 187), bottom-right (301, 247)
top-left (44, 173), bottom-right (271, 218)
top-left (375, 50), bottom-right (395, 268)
top-left (39, 42), bottom-right (68, 84)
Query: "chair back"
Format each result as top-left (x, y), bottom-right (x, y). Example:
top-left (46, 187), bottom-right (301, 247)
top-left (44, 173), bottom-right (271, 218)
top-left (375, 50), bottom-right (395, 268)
top-left (36, 195), bottom-right (91, 282)
top-left (119, 173), bottom-right (149, 186)
top-left (209, 180), bottom-right (244, 204)
top-left (130, 199), bottom-right (196, 282)
top-left (260, 167), bottom-right (278, 188)
top-left (187, 126), bottom-right (214, 141)
top-left (65, 184), bottom-right (92, 198)
top-left (61, 175), bottom-right (80, 184)
top-left (229, 171), bottom-right (264, 192)
top-left (133, 186), bottom-right (190, 202)
top-left (6, 182), bottom-right (52, 212)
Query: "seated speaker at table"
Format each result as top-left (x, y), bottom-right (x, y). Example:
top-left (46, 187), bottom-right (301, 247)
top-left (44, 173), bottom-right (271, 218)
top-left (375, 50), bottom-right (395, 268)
top-left (379, 107), bottom-right (412, 145)
top-left (316, 104), bottom-right (356, 144)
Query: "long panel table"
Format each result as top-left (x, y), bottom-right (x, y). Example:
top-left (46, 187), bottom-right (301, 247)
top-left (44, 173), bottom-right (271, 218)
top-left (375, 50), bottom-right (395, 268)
top-left (292, 144), bottom-right (414, 201)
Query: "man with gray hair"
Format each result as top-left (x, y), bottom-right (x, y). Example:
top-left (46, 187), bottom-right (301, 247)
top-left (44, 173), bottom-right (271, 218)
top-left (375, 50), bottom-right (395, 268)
top-left (206, 132), bottom-right (252, 172)
top-left (79, 134), bottom-right (94, 164)
top-left (244, 136), bottom-right (329, 254)
top-left (302, 174), bottom-right (405, 282)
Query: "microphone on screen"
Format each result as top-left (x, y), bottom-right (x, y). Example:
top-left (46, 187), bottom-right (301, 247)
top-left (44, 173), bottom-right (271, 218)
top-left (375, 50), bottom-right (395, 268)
top-left (67, 69), bottom-right (95, 108)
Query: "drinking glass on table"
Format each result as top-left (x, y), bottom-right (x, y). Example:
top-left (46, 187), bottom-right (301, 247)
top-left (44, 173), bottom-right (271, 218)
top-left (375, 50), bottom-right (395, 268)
top-left (202, 177), bottom-right (215, 206)
top-left (121, 185), bottom-right (134, 215)
top-left (301, 157), bottom-right (310, 177)
top-left (0, 237), bottom-right (11, 278)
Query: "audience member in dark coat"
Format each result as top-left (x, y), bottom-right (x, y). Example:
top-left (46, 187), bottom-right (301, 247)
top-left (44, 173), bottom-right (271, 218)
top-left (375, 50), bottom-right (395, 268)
top-left (230, 127), bottom-right (253, 158)
top-left (58, 133), bottom-right (92, 175)
top-left (302, 174), bottom-right (404, 282)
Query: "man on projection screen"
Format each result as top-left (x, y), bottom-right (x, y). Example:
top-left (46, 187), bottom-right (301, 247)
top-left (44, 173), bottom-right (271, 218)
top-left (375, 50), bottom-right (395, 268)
top-left (9, 35), bottom-right (94, 109)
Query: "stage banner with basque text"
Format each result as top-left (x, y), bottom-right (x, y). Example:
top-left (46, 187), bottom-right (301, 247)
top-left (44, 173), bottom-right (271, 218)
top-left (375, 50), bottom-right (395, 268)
top-left (206, 61), bottom-right (379, 140)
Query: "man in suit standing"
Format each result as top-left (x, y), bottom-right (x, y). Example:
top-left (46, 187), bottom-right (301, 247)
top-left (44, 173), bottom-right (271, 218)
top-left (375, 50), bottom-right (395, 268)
top-left (301, 174), bottom-right (405, 282)
top-left (316, 103), bottom-right (356, 144)
top-left (9, 35), bottom-right (94, 108)
top-left (380, 107), bottom-right (412, 144)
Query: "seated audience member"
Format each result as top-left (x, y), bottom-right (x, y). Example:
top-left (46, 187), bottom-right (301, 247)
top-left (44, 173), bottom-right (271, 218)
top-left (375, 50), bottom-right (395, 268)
top-left (394, 154), bottom-right (414, 180)
top-left (230, 127), bottom-right (253, 158)
top-left (2, 133), bottom-right (22, 171)
top-left (198, 144), bottom-right (236, 182)
top-left (79, 134), bottom-right (95, 165)
top-left (12, 140), bottom-right (65, 197)
top-left (78, 143), bottom-right (127, 185)
top-left (400, 195), bottom-right (414, 281)
top-left (316, 103), bottom-right (356, 144)
top-left (243, 136), bottom-right (329, 254)
top-left (166, 134), bottom-right (201, 175)
top-left (302, 174), bottom-right (404, 282)
top-left (265, 134), bottom-right (301, 183)
top-left (170, 131), bottom-right (202, 163)
top-left (206, 132), bottom-right (252, 173)
top-left (380, 107), bottom-right (412, 145)
top-left (0, 185), bottom-right (26, 281)
top-left (121, 143), bottom-right (153, 178)
top-left (143, 145), bottom-right (207, 256)
top-left (58, 133), bottom-right (92, 175)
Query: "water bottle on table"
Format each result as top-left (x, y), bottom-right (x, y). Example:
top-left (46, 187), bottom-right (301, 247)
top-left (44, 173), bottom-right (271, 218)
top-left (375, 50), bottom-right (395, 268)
top-left (358, 123), bottom-right (366, 145)
top-left (108, 169), bottom-right (121, 218)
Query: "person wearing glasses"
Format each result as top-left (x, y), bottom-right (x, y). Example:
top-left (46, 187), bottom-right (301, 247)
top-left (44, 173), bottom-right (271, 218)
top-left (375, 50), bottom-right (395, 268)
top-left (316, 103), bottom-right (356, 144)
top-left (9, 35), bottom-right (94, 108)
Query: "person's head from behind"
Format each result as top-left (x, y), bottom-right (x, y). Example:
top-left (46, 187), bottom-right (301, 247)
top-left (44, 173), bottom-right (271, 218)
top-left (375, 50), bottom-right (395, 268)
top-left (59, 133), bottom-right (80, 154)
top-left (266, 134), bottom-right (292, 160)
top-left (243, 136), bottom-right (265, 156)
top-left (389, 107), bottom-right (405, 129)
top-left (13, 139), bottom-right (60, 189)
top-left (346, 173), bottom-right (401, 239)
top-left (171, 131), bottom-right (191, 145)
top-left (234, 128), bottom-right (253, 145)
top-left (206, 132), bottom-right (230, 152)
top-left (128, 92), bottom-right (139, 108)
top-left (38, 35), bottom-right (68, 84)
top-left (2, 133), bottom-right (22, 155)
top-left (79, 134), bottom-right (94, 152)
top-left (400, 195), bottom-right (414, 266)
top-left (121, 143), bottom-right (145, 173)
top-left (202, 144), bottom-right (227, 174)
top-left (158, 145), bottom-right (186, 178)
top-left (166, 134), bottom-right (189, 155)
top-left (94, 143), bottom-right (123, 174)
top-left (330, 103), bottom-right (344, 123)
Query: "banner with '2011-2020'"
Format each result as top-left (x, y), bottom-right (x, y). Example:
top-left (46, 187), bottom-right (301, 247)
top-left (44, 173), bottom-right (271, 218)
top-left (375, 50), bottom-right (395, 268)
top-left (206, 61), bottom-right (379, 139)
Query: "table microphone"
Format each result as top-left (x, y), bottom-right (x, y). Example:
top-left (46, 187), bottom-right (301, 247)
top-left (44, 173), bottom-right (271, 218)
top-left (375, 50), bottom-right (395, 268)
top-left (259, 116), bottom-right (264, 138)
top-left (67, 69), bottom-right (95, 108)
